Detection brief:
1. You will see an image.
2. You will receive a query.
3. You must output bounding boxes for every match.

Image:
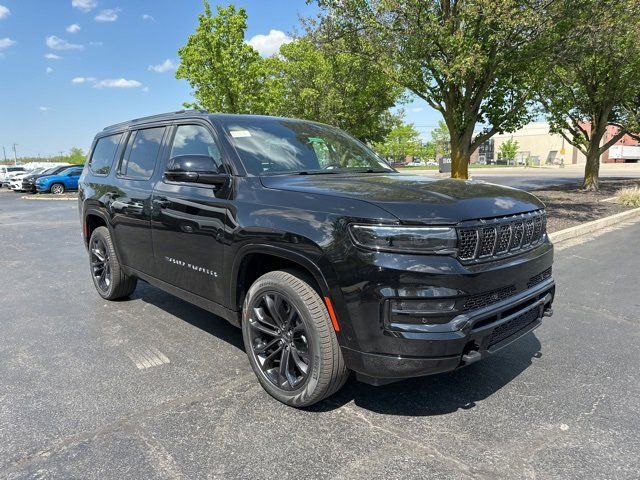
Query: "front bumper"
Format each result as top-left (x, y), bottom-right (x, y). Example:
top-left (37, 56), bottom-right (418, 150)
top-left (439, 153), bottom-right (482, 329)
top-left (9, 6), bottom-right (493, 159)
top-left (342, 278), bottom-right (554, 384)
top-left (332, 240), bottom-right (555, 384)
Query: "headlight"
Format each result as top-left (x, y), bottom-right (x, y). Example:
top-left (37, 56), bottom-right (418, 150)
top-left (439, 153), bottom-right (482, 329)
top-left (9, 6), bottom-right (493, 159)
top-left (349, 224), bottom-right (457, 254)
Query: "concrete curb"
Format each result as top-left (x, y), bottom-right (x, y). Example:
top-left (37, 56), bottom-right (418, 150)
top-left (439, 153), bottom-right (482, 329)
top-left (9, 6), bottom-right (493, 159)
top-left (20, 195), bottom-right (77, 201)
top-left (549, 206), bottom-right (640, 243)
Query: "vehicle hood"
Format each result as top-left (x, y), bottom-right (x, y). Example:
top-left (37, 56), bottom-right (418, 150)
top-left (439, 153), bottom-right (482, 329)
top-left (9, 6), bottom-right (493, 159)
top-left (260, 174), bottom-right (545, 224)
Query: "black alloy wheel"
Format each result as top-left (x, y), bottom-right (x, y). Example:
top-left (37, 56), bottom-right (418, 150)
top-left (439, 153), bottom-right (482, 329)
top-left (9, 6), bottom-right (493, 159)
top-left (90, 236), bottom-right (112, 293)
top-left (248, 291), bottom-right (311, 391)
top-left (87, 226), bottom-right (137, 300)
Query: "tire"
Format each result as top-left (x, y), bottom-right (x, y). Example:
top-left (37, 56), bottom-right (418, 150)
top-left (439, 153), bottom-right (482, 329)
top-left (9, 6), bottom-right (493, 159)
top-left (51, 183), bottom-right (65, 194)
top-left (88, 226), bottom-right (137, 300)
top-left (242, 270), bottom-right (349, 407)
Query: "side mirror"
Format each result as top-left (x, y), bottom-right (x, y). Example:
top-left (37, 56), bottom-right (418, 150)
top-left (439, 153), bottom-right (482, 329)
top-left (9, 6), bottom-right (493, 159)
top-left (165, 155), bottom-right (230, 188)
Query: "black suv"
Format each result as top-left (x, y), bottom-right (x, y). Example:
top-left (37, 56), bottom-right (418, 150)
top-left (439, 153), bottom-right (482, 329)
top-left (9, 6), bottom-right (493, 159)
top-left (79, 110), bottom-right (555, 407)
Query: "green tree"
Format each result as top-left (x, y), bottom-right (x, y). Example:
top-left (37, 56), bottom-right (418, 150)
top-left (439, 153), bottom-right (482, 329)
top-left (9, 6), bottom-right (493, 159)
top-left (176, 2), bottom-right (274, 113)
top-left (498, 139), bottom-right (519, 164)
top-left (315, 0), bottom-right (552, 179)
top-left (372, 123), bottom-right (424, 162)
top-left (68, 147), bottom-right (86, 165)
top-left (269, 37), bottom-right (402, 142)
top-left (540, 0), bottom-right (640, 190)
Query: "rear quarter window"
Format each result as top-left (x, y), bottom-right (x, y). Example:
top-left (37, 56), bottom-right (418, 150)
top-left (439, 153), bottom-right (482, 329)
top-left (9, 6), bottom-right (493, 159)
top-left (89, 133), bottom-right (123, 175)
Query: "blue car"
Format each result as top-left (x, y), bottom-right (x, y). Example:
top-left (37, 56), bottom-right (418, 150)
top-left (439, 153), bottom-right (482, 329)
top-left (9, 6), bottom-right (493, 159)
top-left (35, 166), bottom-right (84, 194)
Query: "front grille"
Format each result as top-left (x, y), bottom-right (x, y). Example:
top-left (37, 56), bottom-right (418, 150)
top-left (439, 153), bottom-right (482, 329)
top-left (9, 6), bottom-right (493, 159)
top-left (457, 210), bottom-right (546, 263)
top-left (463, 285), bottom-right (517, 311)
top-left (527, 267), bottom-right (552, 289)
top-left (489, 307), bottom-right (540, 346)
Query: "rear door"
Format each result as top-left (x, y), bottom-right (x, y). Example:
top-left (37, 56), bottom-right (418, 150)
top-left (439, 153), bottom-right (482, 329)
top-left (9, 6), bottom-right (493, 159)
top-left (110, 125), bottom-right (168, 276)
top-left (151, 122), bottom-right (231, 304)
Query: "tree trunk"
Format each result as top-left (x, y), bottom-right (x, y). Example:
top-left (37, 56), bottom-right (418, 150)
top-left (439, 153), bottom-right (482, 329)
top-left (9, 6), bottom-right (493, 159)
top-left (449, 134), bottom-right (472, 179)
top-left (583, 121), bottom-right (606, 191)
top-left (583, 147), bottom-right (600, 191)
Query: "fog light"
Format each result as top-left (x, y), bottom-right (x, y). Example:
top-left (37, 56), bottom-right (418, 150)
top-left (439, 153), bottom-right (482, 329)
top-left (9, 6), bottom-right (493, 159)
top-left (391, 299), bottom-right (456, 315)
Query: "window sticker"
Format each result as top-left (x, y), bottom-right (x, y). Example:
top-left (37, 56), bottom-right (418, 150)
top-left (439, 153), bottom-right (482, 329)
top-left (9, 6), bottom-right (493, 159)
top-left (230, 130), bottom-right (252, 138)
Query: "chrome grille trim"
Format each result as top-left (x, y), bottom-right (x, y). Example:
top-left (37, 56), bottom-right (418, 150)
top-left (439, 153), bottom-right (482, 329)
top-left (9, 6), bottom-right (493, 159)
top-left (456, 210), bottom-right (547, 263)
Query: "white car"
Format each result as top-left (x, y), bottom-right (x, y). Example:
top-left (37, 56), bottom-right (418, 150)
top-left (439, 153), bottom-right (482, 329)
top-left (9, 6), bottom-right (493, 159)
top-left (0, 166), bottom-right (27, 187)
top-left (8, 168), bottom-right (46, 191)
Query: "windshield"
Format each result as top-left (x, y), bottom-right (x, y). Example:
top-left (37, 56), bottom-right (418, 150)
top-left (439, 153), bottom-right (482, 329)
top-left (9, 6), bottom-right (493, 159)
top-left (221, 117), bottom-right (394, 175)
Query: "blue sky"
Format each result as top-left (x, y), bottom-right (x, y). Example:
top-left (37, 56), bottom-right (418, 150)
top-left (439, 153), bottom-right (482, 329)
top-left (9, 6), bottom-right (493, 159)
top-left (0, 0), bottom-right (440, 158)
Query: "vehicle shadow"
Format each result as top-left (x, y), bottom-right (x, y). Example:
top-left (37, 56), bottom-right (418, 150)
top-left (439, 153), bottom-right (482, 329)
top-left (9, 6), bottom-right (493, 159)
top-left (134, 283), bottom-right (542, 417)
top-left (314, 333), bottom-right (543, 416)
top-left (132, 283), bottom-right (245, 351)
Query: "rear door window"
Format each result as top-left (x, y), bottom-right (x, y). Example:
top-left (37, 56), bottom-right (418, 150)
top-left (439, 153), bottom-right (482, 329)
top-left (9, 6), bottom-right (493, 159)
top-left (90, 133), bottom-right (123, 175)
top-left (120, 127), bottom-right (166, 180)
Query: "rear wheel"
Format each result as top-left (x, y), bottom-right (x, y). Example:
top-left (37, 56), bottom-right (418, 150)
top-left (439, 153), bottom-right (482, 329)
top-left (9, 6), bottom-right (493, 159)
top-left (50, 183), bottom-right (65, 194)
top-left (242, 270), bottom-right (349, 407)
top-left (89, 226), bottom-right (137, 300)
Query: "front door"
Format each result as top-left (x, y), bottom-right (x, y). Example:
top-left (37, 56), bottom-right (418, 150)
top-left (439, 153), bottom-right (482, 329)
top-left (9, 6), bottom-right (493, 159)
top-left (110, 126), bottom-right (168, 276)
top-left (151, 123), bottom-right (230, 304)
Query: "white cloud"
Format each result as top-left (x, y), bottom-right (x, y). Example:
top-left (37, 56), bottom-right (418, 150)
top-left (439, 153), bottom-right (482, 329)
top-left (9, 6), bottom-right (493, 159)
top-left (148, 59), bottom-right (176, 73)
top-left (46, 67), bottom-right (53, 74)
top-left (72, 76), bottom-right (96, 84)
top-left (411, 107), bottom-right (424, 113)
top-left (0, 5), bottom-right (10, 20)
top-left (66, 23), bottom-right (81, 33)
top-left (247, 29), bottom-right (292, 57)
top-left (89, 41), bottom-right (103, 46)
top-left (39, 106), bottom-right (49, 111)
top-left (0, 37), bottom-right (16, 49)
top-left (46, 35), bottom-right (84, 51)
top-left (141, 14), bottom-right (154, 22)
top-left (72, 0), bottom-right (97, 12)
top-left (45, 53), bottom-right (63, 60)
top-left (95, 8), bottom-right (120, 22)
top-left (94, 78), bottom-right (142, 89)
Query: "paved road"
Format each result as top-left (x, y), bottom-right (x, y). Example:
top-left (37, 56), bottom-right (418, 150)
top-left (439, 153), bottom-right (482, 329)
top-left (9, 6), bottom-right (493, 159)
top-left (1, 192), bottom-right (639, 479)
top-left (405, 165), bottom-right (640, 190)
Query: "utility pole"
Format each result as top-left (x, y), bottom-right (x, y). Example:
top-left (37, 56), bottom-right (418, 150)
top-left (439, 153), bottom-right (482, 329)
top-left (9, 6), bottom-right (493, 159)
top-left (12, 144), bottom-right (18, 165)
top-left (2, 146), bottom-right (6, 163)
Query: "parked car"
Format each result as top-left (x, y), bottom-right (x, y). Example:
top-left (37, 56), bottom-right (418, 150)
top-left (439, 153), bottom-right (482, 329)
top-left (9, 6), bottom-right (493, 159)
top-left (0, 166), bottom-right (27, 187)
top-left (35, 166), bottom-right (83, 194)
top-left (79, 110), bottom-right (555, 407)
top-left (8, 168), bottom-right (46, 191)
top-left (21, 164), bottom-right (72, 193)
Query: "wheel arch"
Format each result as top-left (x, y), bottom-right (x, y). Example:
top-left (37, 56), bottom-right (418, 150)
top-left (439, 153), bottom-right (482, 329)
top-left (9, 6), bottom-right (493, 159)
top-left (230, 244), bottom-right (332, 312)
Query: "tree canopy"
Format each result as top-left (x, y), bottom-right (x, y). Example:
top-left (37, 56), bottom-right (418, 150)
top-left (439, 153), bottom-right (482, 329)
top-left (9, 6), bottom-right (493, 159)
top-left (540, 0), bottom-right (640, 190)
top-left (314, 0), bottom-right (552, 178)
top-left (176, 1), bottom-right (402, 143)
top-left (372, 123), bottom-right (433, 163)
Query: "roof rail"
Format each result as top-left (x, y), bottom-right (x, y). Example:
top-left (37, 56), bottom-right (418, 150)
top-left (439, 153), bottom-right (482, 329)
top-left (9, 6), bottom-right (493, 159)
top-left (103, 109), bottom-right (210, 131)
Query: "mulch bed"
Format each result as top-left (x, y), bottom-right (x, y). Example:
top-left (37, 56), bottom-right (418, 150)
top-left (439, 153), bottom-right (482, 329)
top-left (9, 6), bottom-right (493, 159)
top-left (532, 179), bottom-right (640, 233)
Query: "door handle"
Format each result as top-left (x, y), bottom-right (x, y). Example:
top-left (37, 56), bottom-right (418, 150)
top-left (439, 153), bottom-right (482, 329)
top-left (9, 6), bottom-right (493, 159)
top-left (155, 198), bottom-right (171, 208)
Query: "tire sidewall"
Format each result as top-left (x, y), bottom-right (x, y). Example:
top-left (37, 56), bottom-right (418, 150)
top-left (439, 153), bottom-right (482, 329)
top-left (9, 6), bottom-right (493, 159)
top-left (89, 227), bottom-right (116, 299)
top-left (242, 275), bottom-right (324, 405)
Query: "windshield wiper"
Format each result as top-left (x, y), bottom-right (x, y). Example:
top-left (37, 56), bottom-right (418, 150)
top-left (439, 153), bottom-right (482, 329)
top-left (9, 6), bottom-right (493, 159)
top-left (296, 170), bottom-right (340, 175)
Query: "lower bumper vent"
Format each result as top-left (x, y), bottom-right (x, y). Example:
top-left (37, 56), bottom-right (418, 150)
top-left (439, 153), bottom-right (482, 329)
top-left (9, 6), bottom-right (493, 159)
top-left (489, 307), bottom-right (539, 347)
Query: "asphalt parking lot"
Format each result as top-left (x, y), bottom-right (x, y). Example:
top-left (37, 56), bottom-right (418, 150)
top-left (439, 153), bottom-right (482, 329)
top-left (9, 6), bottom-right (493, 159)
top-left (1, 191), bottom-right (639, 479)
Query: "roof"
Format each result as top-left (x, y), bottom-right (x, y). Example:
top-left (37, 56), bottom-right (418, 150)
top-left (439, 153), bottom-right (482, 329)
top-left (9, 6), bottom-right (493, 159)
top-left (102, 109), bottom-right (211, 132)
top-left (102, 110), bottom-right (319, 133)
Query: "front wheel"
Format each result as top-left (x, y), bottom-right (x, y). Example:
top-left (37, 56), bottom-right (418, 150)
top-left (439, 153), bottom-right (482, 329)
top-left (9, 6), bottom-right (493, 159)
top-left (242, 270), bottom-right (349, 407)
top-left (50, 183), bottom-right (65, 194)
top-left (89, 226), bottom-right (137, 300)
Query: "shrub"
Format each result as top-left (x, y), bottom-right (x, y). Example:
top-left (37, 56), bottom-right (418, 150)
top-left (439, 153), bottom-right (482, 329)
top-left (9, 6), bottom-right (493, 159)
top-left (616, 187), bottom-right (640, 207)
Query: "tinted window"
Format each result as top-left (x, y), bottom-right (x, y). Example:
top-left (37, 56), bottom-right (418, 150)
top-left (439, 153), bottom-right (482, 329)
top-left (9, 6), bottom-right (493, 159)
top-left (90, 133), bottom-right (123, 175)
top-left (170, 125), bottom-right (221, 167)
top-left (121, 127), bottom-right (165, 179)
